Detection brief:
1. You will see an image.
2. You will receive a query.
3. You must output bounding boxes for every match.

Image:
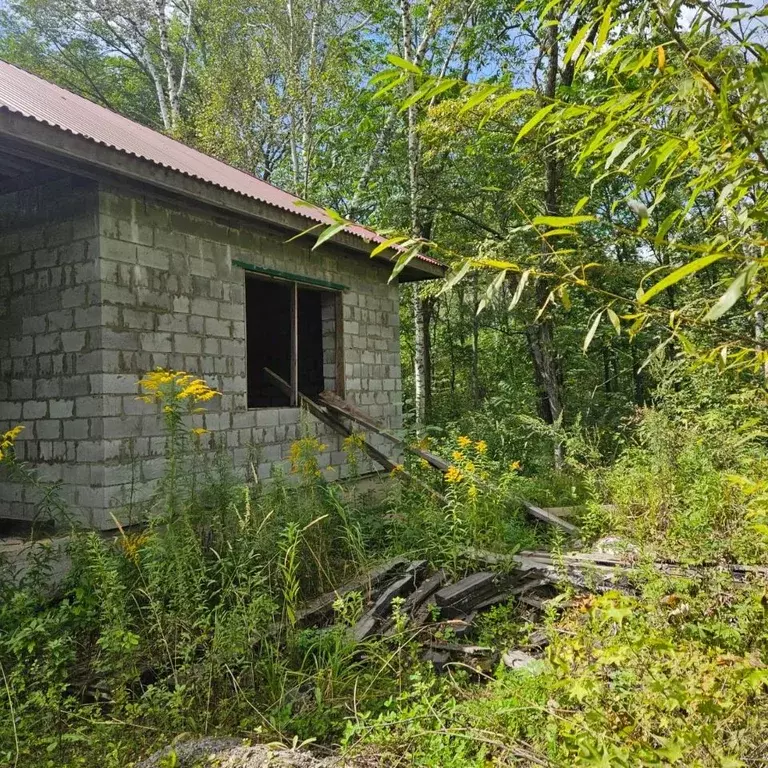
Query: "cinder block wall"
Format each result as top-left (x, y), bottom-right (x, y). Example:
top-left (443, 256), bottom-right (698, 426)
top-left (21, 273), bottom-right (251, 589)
top-left (0, 176), bottom-right (403, 529)
top-left (0, 175), bottom-right (105, 523)
top-left (93, 186), bottom-right (402, 527)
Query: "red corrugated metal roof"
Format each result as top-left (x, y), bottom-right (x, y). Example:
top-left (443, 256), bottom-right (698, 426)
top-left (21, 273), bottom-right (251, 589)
top-left (0, 59), bottom-right (442, 270)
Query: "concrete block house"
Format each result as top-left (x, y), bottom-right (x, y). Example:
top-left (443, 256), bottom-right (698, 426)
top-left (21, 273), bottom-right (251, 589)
top-left (0, 61), bottom-right (442, 530)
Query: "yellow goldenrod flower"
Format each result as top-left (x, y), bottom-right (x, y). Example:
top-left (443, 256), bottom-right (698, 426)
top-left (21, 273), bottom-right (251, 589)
top-left (464, 461), bottom-right (476, 474)
top-left (509, 460), bottom-right (521, 472)
top-left (0, 425), bottom-right (24, 462)
top-left (191, 427), bottom-right (208, 436)
top-left (468, 484), bottom-right (479, 499)
top-left (457, 435), bottom-right (472, 448)
top-left (475, 440), bottom-right (488, 454)
top-left (445, 466), bottom-right (463, 484)
top-left (137, 369), bottom-right (220, 408)
top-left (452, 450), bottom-right (464, 463)
top-left (118, 531), bottom-right (150, 563)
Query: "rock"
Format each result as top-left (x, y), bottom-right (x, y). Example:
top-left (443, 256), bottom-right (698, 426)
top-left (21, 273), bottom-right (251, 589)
top-left (137, 739), bottom-right (363, 768)
top-left (502, 649), bottom-right (540, 671)
top-left (136, 738), bottom-right (243, 768)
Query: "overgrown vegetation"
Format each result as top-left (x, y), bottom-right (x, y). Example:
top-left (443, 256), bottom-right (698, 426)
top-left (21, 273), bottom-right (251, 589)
top-left (3, 0), bottom-right (768, 765)
top-left (3, 363), bottom-right (768, 767)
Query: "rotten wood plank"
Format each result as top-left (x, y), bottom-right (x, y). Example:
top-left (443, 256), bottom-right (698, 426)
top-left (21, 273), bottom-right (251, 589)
top-left (370, 574), bottom-right (417, 617)
top-left (296, 556), bottom-right (409, 627)
top-left (264, 367), bottom-right (447, 502)
top-left (522, 501), bottom-right (580, 536)
top-left (403, 569), bottom-right (447, 615)
top-left (435, 572), bottom-right (501, 618)
top-left (318, 390), bottom-right (450, 472)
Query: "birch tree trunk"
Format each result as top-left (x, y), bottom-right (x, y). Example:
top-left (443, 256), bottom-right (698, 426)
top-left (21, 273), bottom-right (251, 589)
top-left (400, 0), bottom-right (429, 428)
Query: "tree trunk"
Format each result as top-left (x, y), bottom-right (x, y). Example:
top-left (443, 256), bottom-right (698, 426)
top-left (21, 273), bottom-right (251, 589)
top-left (411, 285), bottom-right (427, 426)
top-left (400, 0), bottom-right (429, 429)
top-left (527, 16), bottom-right (566, 468)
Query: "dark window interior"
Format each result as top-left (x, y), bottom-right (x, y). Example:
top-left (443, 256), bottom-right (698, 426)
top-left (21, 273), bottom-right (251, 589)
top-left (245, 274), bottom-right (333, 408)
top-left (246, 277), bottom-right (292, 407)
top-left (297, 288), bottom-right (325, 398)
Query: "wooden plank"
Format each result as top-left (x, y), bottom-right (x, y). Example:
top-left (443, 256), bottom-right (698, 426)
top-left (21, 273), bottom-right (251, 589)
top-left (522, 501), bottom-right (580, 535)
top-left (435, 572), bottom-right (500, 617)
top-left (264, 367), bottom-right (446, 501)
top-left (296, 555), bottom-right (409, 627)
top-left (319, 393), bottom-right (585, 540)
top-left (318, 390), bottom-right (450, 472)
top-left (402, 569), bottom-right (446, 614)
top-left (370, 574), bottom-right (417, 617)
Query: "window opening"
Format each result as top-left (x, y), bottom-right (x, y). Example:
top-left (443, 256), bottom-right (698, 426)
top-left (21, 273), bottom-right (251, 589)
top-left (245, 274), bottom-right (342, 408)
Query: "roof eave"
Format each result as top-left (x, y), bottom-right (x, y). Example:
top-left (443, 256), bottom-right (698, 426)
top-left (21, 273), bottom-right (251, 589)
top-left (0, 109), bottom-right (445, 282)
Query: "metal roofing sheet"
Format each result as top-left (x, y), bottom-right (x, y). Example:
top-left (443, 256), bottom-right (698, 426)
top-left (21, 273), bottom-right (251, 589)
top-left (0, 59), bottom-right (441, 269)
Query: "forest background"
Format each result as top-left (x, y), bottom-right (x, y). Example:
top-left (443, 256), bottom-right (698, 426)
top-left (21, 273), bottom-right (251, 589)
top-left (3, 1), bottom-right (768, 766)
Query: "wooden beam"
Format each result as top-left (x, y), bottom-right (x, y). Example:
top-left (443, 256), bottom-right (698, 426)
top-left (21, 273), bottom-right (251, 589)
top-left (522, 501), bottom-right (580, 536)
top-left (263, 368), bottom-right (445, 501)
top-left (317, 392), bottom-right (581, 538)
top-left (318, 390), bottom-right (449, 471)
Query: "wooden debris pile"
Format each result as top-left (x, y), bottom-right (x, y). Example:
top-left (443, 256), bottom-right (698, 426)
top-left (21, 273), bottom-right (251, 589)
top-left (296, 552), bottom-right (584, 674)
top-left (297, 546), bottom-right (768, 675)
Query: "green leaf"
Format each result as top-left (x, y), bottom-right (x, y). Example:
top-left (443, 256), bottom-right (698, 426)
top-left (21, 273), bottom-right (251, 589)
top-left (399, 80), bottom-right (436, 112)
top-left (440, 260), bottom-right (472, 293)
top-left (388, 245), bottom-right (420, 282)
top-left (508, 269), bottom-right (530, 310)
top-left (703, 268), bottom-right (749, 321)
top-left (596, 4), bottom-right (613, 50)
top-left (477, 270), bottom-right (507, 315)
top-left (607, 307), bottom-right (621, 334)
top-left (532, 214), bottom-right (596, 227)
top-left (605, 131), bottom-right (638, 169)
top-left (425, 78), bottom-right (460, 101)
top-left (385, 54), bottom-right (421, 74)
top-left (312, 222), bottom-right (346, 250)
top-left (373, 73), bottom-right (407, 99)
top-left (368, 69), bottom-right (401, 87)
top-left (564, 22), bottom-right (593, 66)
top-left (515, 102), bottom-right (557, 145)
top-left (583, 311), bottom-right (603, 352)
top-left (573, 196), bottom-right (589, 215)
top-left (370, 236), bottom-right (408, 258)
top-left (459, 84), bottom-right (500, 114)
top-left (655, 209), bottom-right (681, 242)
top-left (639, 252), bottom-right (727, 305)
